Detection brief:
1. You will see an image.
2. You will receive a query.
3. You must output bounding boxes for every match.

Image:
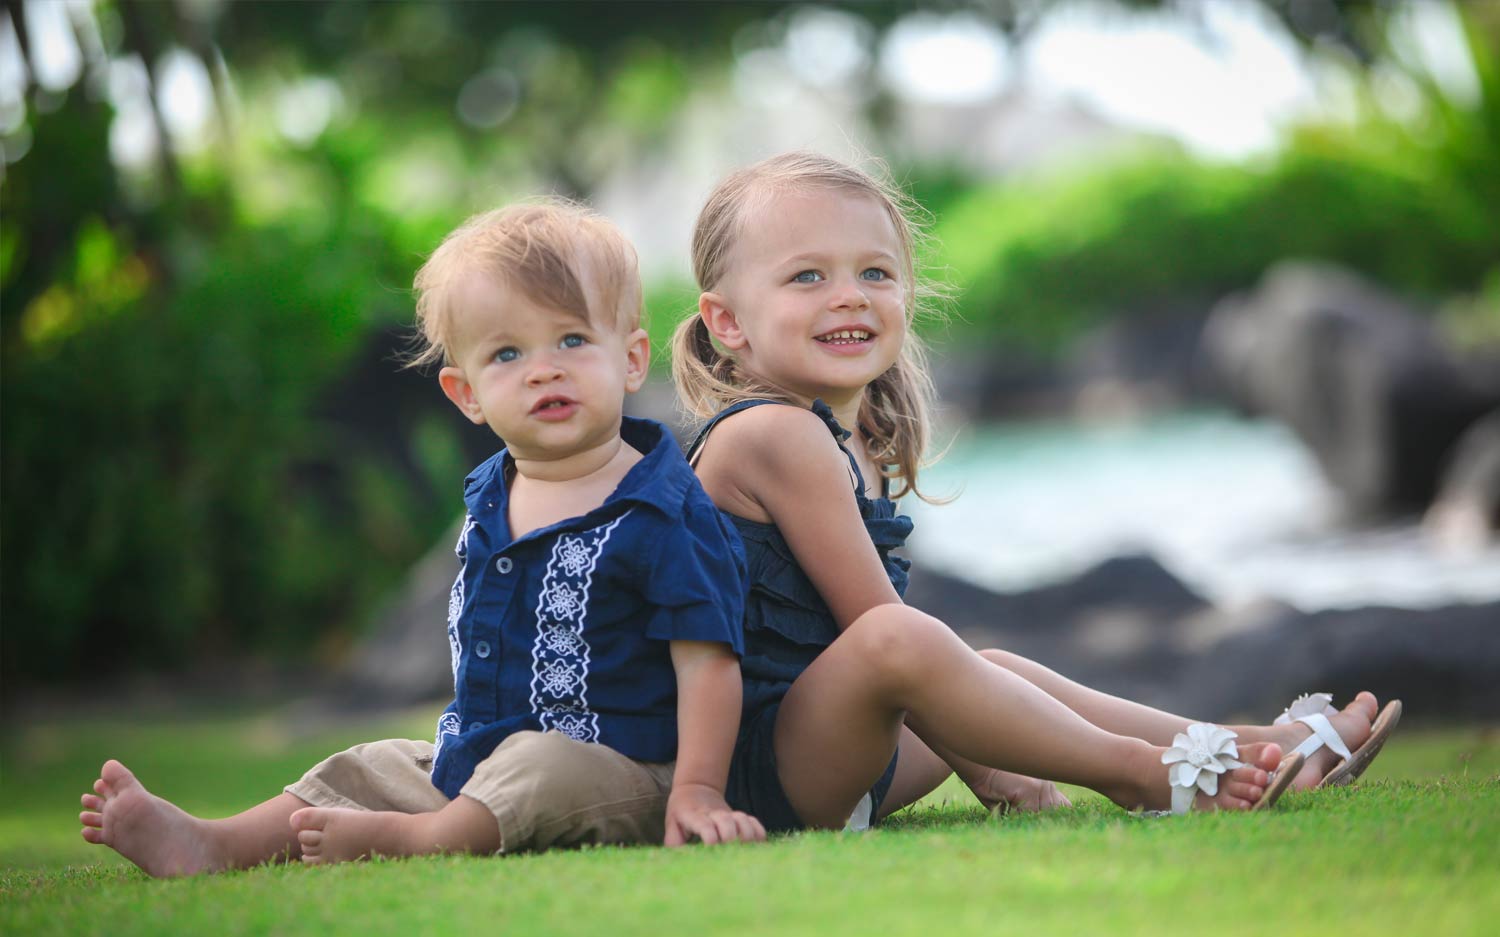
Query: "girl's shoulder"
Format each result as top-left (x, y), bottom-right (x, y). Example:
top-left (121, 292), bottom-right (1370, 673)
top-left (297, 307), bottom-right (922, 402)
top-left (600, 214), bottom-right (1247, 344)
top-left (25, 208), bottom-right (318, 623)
top-left (703, 402), bottom-right (841, 466)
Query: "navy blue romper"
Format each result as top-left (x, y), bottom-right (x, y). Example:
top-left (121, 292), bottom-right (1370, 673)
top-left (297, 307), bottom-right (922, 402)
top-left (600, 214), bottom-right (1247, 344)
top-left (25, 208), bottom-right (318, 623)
top-left (687, 399), bottom-right (915, 832)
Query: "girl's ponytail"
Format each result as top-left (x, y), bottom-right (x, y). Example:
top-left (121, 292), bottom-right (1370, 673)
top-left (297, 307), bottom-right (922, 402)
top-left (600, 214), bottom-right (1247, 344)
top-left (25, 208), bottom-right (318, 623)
top-left (670, 314), bottom-right (724, 420)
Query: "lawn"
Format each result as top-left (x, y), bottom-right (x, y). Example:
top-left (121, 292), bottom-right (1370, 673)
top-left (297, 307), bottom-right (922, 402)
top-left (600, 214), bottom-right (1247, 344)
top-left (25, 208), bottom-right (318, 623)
top-left (2, 701), bottom-right (1496, 936)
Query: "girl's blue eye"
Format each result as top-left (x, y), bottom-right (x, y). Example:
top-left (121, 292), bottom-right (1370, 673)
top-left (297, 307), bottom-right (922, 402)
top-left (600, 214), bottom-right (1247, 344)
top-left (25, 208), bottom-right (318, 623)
top-left (792, 270), bottom-right (823, 284)
top-left (495, 347), bottom-right (520, 363)
top-left (561, 333), bottom-right (586, 349)
top-left (860, 268), bottom-right (888, 281)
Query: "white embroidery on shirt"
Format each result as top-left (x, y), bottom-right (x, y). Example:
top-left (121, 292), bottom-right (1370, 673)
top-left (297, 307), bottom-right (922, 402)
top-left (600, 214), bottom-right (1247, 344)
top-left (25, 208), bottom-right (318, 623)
top-left (537, 659), bottom-right (581, 697)
top-left (541, 624), bottom-right (582, 655)
top-left (432, 710), bottom-right (463, 772)
top-left (550, 713), bottom-right (593, 741)
top-left (543, 582), bottom-right (582, 620)
top-left (447, 515), bottom-right (478, 682)
top-left (528, 514), bottom-right (627, 742)
top-left (557, 538), bottom-right (593, 576)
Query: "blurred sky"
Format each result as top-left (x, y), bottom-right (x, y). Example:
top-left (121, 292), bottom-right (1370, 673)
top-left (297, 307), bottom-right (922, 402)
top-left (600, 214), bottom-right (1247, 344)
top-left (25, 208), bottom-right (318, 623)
top-left (1, 0), bottom-right (1479, 278)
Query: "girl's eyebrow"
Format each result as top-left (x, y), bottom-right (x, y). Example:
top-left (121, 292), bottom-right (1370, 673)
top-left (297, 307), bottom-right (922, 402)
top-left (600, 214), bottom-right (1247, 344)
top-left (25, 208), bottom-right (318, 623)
top-left (777, 249), bottom-right (900, 267)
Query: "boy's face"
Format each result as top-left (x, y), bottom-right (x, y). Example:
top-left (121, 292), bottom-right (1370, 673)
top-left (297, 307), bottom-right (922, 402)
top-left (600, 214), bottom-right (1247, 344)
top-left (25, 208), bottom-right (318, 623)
top-left (438, 271), bottom-right (649, 463)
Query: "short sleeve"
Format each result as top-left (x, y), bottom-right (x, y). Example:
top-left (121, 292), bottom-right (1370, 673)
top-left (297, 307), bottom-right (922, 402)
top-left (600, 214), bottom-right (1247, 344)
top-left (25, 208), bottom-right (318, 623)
top-left (640, 500), bottom-right (747, 654)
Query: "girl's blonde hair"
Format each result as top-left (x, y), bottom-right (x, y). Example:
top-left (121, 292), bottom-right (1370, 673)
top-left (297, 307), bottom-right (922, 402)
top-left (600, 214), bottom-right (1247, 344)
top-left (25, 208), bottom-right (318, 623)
top-left (671, 151), bottom-right (940, 500)
top-left (410, 199), bottom-right (642, 369)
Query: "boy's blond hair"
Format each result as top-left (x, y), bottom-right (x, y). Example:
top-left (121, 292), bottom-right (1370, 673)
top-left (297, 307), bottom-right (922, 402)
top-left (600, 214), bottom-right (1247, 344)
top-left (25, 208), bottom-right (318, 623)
top-left (411, 200), bottom-right (643, 369)
top-left (671, 152), bottom-right (941, 500)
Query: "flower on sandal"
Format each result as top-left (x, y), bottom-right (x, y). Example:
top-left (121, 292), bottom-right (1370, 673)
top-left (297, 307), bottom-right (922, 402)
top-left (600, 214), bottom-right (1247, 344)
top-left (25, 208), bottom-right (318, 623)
top-left (1162, 724), bottom-right (1244, 814)
top-left (1275, 692), bottom-right (1334, 725)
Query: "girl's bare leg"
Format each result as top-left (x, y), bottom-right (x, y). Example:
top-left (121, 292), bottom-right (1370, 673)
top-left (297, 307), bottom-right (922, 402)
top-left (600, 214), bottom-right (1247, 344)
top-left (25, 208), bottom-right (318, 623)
top-left (880, 728), bottom-right (1070, 818)
top-left (290, 796), bottom-right (499, 865)
top-left (773, 605), bottom-right (1280, 829)
top-left (976, 648), bottom-right (1378, 789)
top-left (80, 760), bottom-right (305, 877)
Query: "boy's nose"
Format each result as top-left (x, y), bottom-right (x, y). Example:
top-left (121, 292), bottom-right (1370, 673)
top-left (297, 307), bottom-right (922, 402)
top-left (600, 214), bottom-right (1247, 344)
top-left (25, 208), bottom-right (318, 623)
top-left (525, 359), bottom-right (565, 385)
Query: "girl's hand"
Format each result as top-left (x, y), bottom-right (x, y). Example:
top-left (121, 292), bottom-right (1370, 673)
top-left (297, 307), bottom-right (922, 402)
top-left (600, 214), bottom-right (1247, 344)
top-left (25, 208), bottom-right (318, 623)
top-left (664, 783), bottom-right (767, 846)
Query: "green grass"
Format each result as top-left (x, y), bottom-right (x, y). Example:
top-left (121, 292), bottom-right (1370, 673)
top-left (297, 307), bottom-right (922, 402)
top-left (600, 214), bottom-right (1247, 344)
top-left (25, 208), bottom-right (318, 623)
top-left (3, 704), bottom-right (1496, 936)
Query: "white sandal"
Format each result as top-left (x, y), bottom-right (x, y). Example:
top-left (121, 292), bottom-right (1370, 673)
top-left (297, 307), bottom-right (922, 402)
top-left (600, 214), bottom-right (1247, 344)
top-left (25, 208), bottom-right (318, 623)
top-left (1161, 723), bottom-right (1246, 814)
top-left (1276, 691), bottom-right (1354, 771)
top-left (1277, 692), bottom-right (1402, 788)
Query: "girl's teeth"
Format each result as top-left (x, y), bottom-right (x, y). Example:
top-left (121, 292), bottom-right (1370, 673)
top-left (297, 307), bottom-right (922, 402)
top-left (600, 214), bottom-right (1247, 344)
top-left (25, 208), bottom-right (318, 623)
top-left (820, 330), bottom-right (870, 343)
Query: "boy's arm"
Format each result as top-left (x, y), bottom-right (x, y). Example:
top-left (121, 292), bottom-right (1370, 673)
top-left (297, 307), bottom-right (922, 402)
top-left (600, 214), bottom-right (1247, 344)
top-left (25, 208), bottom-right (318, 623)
top-left (665, 640), bottom-right (766, 846)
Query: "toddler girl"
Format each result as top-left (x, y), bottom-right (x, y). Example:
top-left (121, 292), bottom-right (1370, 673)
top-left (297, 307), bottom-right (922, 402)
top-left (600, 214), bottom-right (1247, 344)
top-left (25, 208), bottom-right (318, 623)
top-left (672, 152), bottom-right (1392, 830)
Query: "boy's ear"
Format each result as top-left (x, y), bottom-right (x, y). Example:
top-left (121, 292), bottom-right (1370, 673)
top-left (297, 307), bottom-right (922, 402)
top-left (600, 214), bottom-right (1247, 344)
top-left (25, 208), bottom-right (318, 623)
top-left (438, 366), bottom-right (488, 426)
top-left (622, 327), bottom-right (650, 394)
top-left (699, 291), bottom-right (747, 351)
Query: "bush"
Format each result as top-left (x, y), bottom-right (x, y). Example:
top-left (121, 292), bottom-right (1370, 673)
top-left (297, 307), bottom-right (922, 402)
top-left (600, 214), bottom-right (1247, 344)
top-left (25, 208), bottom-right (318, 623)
top-left (935, 134), bottom-right (1500, 348)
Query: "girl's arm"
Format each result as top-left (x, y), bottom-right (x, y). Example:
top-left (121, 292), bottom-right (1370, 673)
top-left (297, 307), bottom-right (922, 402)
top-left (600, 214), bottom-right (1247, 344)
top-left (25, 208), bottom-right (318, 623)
top-left (665, 640), bottom-right (766, 845)
top-left (696, 405), bottom-right (901, 629)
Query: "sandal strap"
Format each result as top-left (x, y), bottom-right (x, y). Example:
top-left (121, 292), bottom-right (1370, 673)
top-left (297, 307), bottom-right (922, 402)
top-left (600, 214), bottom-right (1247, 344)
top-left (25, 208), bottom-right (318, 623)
top-left (1291, 712), bottom-right (1353, 761)
top-left (1275, 692), bottom-right (1336, 725)
top-left (1162, 723), bottom-right (1244, 815)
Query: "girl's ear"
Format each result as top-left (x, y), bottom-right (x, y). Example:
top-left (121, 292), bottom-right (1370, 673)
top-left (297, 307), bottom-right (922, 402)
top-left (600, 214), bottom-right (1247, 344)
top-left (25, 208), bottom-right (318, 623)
top-left (699, 291), bottom-right (748, 351)
top-left (622, 328), bottom-right (651, 393)
top-left (439, 366), bottom-right (488, 425)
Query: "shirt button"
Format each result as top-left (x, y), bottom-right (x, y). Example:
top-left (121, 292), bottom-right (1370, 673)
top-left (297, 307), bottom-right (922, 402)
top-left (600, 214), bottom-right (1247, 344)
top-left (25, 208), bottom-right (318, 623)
top-left (475, 640), bottom-right (491, 659)
top-left (495, 557), bottom-right (513, 574)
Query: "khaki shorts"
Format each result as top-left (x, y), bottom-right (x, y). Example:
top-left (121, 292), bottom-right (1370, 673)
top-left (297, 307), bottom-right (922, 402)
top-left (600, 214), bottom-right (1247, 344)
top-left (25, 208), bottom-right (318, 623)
top-left (285, 730), bottom-right (675, 853)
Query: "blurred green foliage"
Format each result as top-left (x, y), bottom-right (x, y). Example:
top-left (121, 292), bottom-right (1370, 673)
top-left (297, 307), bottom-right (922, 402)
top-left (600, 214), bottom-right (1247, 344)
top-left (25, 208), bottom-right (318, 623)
top-left (2, 1), bottom-right (1496, 687)
top-left (934, 15), bottom-right (1500, 346)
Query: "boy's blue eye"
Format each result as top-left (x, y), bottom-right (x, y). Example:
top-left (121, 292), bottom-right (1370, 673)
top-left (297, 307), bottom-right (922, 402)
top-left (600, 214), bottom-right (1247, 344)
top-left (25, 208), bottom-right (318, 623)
top-left (792, 270), bottom-right (823, 284)
top-left (495, 347), bottom-right (520, 363)
top-left (860, 268), bottom-right (888, 281)
top-left (561, 333), bottom-right (587, 348)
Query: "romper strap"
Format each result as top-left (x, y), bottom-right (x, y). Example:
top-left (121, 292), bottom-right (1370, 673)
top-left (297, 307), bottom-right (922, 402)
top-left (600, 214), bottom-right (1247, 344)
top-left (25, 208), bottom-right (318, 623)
top-left (686, 399), bottom-right (778, 466)
top-left (687, 398), bottom-right (869, 499)
top-left (808, 399), bottom-right (869, 499)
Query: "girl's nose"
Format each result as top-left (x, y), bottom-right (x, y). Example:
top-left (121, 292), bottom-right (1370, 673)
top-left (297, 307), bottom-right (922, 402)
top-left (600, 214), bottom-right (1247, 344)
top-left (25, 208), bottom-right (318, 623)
top-left (829, 278), bottom-right (871, 311)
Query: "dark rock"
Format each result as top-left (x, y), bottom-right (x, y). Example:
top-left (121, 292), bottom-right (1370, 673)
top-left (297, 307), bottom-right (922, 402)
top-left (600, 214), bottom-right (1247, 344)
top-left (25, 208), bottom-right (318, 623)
top-left (1065, 301), bottom-right (1217, 418)
top-left (339, 520), bottom-right (464, 705)
top-left (1425, 410), bottom-right (1500, 549)
top-left (342, 532), bottom-right (1500, 727)
top-left (929, 342), bottom-right (1074, 421)
top-left (1201, 262), bottom-right (1500, 516)
top-left (917, 553), bottom-right (1500, 724)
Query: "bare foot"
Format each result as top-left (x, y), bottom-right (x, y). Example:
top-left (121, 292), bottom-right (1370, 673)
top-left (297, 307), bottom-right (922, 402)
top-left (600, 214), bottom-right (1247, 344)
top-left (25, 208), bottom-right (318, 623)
top-left (968, 769), bottom-right (1073, 814)
top-left (1275, 692), bottom-right (1378, 791)
top-left (79, 760), bottom-right (224, 877)
top-left (290, 807), bottom-right (418, 865)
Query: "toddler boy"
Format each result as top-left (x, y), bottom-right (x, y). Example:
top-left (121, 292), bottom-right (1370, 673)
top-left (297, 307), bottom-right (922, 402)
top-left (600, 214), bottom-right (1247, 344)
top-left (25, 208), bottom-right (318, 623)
top-left (80, 202), bottom-right (761, 874)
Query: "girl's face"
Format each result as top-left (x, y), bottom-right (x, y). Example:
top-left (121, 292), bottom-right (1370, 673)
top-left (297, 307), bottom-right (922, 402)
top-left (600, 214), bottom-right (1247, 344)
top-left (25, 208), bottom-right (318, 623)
top-left (705, 187), bottom-right (907, 411)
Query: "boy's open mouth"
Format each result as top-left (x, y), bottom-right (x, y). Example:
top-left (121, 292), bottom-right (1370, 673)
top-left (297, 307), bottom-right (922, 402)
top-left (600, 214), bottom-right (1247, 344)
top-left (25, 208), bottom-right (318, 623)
top-left (815, 329), bottom-right (873, 345)
top-left (531, 396), bottom-right (577, 416)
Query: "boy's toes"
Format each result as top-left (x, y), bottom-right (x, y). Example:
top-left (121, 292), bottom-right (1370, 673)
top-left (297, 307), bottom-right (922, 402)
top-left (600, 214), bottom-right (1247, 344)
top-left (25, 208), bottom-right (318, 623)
top-left (289, 806), bottom-right (326, 835)
top-left (82, 794), bottom-right (103, 811)
top-left (81, 810), bottom-right (103, 827)
top-left (81, 826), bottom-right (106, 844)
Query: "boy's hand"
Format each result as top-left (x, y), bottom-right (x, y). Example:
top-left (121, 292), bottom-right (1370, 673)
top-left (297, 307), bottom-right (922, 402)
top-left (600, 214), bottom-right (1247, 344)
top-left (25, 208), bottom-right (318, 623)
top-left (664, 782), bottom-right (766, 846)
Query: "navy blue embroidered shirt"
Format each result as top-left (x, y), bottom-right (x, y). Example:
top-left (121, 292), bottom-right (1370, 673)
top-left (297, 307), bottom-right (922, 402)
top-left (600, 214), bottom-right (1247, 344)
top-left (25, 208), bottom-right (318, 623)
top-left (429, 417), bottom-right (747, 800)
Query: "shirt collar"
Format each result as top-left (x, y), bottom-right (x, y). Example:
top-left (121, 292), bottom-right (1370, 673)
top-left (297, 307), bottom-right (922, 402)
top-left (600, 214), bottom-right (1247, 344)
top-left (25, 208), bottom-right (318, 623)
top-left (462, 417), bottom-right (692, 522)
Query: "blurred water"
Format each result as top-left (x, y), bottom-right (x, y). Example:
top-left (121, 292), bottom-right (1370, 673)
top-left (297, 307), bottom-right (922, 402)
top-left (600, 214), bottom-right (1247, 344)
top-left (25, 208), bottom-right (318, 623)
top-left (906, 411), bottom-right (1500, 611)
